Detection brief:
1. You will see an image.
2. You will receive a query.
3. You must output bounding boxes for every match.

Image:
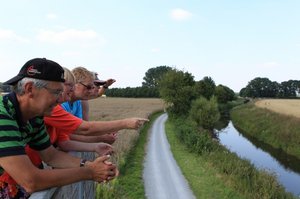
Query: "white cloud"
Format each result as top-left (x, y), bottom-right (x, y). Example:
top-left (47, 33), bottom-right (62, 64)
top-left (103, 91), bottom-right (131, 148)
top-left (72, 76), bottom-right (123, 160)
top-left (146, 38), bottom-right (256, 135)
top-left (170, 8), bottom-right (192, 21)
top-left (46, 13), bottom-right (58, 20)
top-left (36, 29), bottom-right (106, 46)
top-left (151, 48), bottom-right (160, 53)
top-left (0, 29), bottom-right (30, 43)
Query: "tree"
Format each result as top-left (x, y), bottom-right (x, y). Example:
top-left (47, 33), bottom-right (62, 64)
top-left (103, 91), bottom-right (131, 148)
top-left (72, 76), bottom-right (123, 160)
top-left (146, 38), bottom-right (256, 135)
top-left (215, 84), bottom-right (236, 103)
top-left (280, 80), bottom-right (300, 98)
top-left (158, 69), bottom-right (196, 116)
top-left (240, 77), bottom-right (279, 98)
top-left (189, 96), bottom-right (220, 131)
top-left (142, 66), bottom-right (172, 88)
top-left (194, 76), bottom-right (216, 100)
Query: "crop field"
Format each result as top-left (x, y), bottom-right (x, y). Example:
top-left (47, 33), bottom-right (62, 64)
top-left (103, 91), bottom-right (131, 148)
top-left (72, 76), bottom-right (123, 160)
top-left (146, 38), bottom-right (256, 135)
top-left (88, 97), bottom-right (165, 165)
top-left (255, 99), bottom-right (300, 118)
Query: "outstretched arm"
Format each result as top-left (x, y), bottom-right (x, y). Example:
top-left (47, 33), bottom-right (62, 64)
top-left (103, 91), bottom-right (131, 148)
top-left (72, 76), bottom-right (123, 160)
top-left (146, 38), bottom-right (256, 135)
top-left (74, 118), bottom-right (149, 136)
top-left (69, 133), bottom-right (117, 144)
top-left (58, 140), bottom-right (113, 156)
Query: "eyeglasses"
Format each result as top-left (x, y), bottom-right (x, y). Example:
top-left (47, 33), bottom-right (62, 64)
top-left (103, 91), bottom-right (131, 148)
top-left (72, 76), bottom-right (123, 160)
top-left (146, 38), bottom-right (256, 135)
top-left (79, 82), bottom-right (95, 90)
top-left (43, 86), bottom-right (63, 98)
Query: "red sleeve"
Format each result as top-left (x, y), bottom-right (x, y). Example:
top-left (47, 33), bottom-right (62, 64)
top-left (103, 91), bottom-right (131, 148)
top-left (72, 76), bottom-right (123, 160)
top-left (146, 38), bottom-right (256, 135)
top-left (44, 105), bottom-right (83, 143)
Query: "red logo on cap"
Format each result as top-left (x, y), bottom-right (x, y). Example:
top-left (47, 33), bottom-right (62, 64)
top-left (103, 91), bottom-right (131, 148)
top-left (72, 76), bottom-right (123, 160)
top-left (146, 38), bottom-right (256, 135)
top-left (27, 65), bottom-right (41, 76)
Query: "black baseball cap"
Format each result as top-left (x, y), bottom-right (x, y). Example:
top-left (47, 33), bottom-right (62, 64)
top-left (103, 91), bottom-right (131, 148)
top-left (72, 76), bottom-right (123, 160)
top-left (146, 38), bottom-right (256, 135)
top-left (4, 58), bottom-right (65, 85)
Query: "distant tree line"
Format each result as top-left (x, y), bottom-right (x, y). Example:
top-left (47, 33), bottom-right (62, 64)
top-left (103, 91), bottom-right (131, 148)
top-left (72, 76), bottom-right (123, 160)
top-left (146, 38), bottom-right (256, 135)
top-left (105, 87), bottom-right (159, 98)
top-left (240, 77), bottom-right (300, 98)
top-left (106, 65), bottom-right (237, 104)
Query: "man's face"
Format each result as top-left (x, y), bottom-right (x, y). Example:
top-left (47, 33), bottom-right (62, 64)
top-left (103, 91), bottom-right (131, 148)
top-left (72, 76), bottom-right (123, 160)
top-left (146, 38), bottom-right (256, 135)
top-left (74, 78), bottom-right (95, 100)
top-left (33, 81), bottom-right (64, 116)
top-left (61, 81), bottom-right (75, 103)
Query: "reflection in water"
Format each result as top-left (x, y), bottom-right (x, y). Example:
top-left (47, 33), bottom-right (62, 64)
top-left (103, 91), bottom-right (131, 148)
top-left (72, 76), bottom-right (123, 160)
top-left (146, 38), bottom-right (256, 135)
top-left (216, 121), bottom-right (300, 197)
top-left (214, 117), bottom-right (230, 131)
top-left (234, 124), bottom-right (300, 173)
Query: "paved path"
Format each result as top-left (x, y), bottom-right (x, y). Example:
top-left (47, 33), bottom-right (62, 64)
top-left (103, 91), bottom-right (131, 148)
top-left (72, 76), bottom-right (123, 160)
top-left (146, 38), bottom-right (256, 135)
top-left (143, 113), bottom-right (196, 199)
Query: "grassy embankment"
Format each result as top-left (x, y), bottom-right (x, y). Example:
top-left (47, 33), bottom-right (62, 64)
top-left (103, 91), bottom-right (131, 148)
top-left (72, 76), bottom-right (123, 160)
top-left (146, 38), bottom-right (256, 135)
top-left (231, 100), bottom-right (300, 158)
top-left (165, 116), bottom-right (295, 199)
top-left (165, 120), bottom-right (244, 199)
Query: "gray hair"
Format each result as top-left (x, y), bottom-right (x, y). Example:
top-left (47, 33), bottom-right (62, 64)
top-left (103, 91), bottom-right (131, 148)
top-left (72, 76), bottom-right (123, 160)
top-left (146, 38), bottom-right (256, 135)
top-left (14, 77), bottom-right (49, 95)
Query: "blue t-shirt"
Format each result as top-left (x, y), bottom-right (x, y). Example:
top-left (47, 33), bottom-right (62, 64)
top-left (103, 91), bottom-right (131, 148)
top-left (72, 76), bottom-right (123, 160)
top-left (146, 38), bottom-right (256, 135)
top-left (61, 100), bottom-right (83, 119)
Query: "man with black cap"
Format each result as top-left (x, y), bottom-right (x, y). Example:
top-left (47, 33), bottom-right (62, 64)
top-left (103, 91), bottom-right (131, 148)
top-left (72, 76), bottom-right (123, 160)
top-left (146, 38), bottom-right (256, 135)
top-left (0, 58), bottom-right (117, 198)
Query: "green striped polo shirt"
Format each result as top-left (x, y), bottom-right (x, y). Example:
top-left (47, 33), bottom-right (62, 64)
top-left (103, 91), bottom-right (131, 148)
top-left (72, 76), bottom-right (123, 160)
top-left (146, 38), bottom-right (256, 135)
top-left (0, 92), bottom-right (51, 173)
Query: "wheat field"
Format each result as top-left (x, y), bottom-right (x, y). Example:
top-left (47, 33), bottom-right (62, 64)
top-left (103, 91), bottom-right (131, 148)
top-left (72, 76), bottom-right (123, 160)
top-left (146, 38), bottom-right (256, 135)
top-left (255, 99), bottom-right (300, 118)
top-left (88, 97), bottom-right (165, 165)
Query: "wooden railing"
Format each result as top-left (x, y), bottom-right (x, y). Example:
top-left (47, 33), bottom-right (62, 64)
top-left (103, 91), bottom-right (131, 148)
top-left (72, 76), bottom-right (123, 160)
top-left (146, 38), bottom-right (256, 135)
top-left (29, 152), bottom-right (95, 199)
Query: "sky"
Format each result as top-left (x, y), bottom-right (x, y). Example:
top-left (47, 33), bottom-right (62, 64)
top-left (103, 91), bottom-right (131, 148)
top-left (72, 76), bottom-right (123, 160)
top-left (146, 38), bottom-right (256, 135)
top-left (0, 0), bottom-right (299, 92)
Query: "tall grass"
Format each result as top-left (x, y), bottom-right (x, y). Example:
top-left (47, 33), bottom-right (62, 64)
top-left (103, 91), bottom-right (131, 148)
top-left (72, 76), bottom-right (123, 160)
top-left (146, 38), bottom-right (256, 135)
top-left (231, 102), bottom-right (300, 158)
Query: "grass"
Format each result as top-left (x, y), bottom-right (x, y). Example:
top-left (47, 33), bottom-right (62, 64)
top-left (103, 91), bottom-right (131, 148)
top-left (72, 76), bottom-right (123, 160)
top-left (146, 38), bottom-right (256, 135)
top-left (166, 116), bottom-right (295, 199)
top-left (231, 102), bottom-right (300, 158)
top-left (165, 119), bottom-right (245, 199)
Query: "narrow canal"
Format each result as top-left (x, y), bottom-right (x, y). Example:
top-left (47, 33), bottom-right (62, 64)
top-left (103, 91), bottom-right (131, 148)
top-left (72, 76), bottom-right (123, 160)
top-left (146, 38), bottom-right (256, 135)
top-left (216, 121), bottom-right (300, 197)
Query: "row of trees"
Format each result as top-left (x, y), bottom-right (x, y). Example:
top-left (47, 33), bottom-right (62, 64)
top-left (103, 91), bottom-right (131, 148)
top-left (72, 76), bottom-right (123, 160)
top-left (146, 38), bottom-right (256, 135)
top-left (106, 66), bottom-right (236, 104)
top-left (105, 87), bottom-right (159, 98)
top-left (240, 78), bottom-right (300, 98)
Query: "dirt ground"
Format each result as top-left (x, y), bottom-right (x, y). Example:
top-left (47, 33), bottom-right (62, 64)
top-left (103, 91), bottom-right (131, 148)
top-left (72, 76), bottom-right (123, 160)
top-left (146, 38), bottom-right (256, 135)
top-left (88, 97), bottom-right (165, 165)
top-left (255, 99), bottom-right (300, 118)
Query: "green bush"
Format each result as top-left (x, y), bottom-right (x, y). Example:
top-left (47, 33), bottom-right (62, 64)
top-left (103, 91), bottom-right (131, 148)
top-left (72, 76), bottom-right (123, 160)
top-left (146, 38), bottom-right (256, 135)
top-left (189, 96), bottom-right (220, 130)
top-left (170, 117), bottom-right (215, 154)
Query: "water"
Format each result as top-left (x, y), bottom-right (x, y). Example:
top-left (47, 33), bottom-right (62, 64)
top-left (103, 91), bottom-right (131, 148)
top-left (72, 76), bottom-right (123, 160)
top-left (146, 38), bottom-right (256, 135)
top-left (217, 121), bottom-right (300, 197)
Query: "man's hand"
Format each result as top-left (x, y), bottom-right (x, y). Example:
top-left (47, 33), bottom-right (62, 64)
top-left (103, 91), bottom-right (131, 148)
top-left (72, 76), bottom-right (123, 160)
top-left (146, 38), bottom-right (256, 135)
top-left (125, 118), bottom-right (149, 129)
top-left (94, 143), bottom-right (113, 156)
top-left (85, 155), bottom-right (118, 183)
top-left (98, 132), bottom-right (118, 144)
top-left (104, 79), bottom-right (116, 87)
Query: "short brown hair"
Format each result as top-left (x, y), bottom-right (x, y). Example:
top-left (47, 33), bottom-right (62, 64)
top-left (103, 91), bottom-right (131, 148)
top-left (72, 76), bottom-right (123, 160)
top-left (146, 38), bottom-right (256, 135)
top-left (72, 66), bottom-right (93, 83)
